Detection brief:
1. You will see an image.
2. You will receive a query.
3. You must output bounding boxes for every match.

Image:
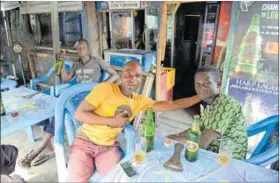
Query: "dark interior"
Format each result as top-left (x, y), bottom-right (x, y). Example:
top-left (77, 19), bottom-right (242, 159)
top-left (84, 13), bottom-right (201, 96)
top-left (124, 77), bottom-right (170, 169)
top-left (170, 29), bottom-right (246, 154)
top-left (173, 2), bottom-right (206, 101)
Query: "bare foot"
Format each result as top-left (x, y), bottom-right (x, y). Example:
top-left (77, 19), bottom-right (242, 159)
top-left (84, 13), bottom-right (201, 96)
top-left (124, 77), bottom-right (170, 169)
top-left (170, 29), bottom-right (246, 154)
top-left (19, 150), bottom-right (40, 167)
top-left (30, 149), bottom-right (55, 166)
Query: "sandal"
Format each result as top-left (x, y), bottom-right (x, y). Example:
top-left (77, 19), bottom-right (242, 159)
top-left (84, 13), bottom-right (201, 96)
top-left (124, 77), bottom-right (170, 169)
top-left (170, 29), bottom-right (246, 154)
top-left (30, 152), bottom-right (55, 166)
top-left (18, 150), bottom-right (35, 167)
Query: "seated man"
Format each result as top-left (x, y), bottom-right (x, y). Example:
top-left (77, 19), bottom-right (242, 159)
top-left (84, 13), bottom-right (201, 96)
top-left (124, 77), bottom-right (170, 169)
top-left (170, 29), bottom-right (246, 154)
top-left (68, 61), bottom-right (205, 182)
top-left (19, 39), bottom-right (119, 167)
top-left (169, 66), bottom-right (248, 159)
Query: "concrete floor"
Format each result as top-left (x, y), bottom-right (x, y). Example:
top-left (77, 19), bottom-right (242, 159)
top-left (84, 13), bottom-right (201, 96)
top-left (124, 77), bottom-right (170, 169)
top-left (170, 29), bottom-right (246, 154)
top-left (2, 127), bottom-right (58, 182)
top-left (2, 109), bottom-right (193, 182)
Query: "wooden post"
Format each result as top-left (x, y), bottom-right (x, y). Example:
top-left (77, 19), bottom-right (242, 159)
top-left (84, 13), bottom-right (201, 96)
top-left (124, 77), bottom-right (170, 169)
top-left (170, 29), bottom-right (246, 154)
top-left (3, 11), bottom-right (12, 47)
top-left (170, 3), bottom-right (180, 67)
top-left (27, 54), bottom-right (37, 78)
top-left (51, 1), bottom-right (60, 84)
top-left (156, 3), bottom-right (168, 101)
top-left (84, 1), bottom-right (101, 57)
top-left (97, 12), bottom-right (103, 56)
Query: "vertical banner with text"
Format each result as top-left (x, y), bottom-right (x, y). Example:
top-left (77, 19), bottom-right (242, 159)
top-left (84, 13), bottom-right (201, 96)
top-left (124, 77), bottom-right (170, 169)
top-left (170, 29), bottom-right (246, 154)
top-left (225, 2), bottom-right (279, 126)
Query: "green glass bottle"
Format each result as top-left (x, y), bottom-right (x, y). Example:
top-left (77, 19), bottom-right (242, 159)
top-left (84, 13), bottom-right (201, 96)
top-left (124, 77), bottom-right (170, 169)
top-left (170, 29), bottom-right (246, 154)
top-left (235, 14), bottom-right (261, 76)
top-left (55, 53), bottom-right (65, 76)
top-left (0, 96), bottom-right (6, 116)
top-left (142, 108), bottom-right (155, 152)
top-left (185, 115), bottom-right (201, 162)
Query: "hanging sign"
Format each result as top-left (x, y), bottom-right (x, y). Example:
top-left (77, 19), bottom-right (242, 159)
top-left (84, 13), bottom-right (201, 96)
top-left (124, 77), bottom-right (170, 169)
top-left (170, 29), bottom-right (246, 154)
top-left (96, 1), bottom-right (109, 12)
top-left (109, 1), bottom-right (140, 10)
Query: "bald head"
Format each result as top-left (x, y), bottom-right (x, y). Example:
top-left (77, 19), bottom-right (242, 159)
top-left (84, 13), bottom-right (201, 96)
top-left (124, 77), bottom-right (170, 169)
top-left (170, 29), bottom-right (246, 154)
top-left (122, 61), bottom-right (143, 72)
top-left (120, 60), bottom-right (143, 94)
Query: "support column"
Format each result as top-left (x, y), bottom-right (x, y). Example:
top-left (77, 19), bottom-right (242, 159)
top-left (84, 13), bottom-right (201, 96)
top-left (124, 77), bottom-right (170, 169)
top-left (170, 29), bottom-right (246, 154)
top-left (84, 1), bottom-right (101, 57)
top-left (51, 1), bottom-right (60, 84)
top-left (156, 3), bottom-right (167, 101)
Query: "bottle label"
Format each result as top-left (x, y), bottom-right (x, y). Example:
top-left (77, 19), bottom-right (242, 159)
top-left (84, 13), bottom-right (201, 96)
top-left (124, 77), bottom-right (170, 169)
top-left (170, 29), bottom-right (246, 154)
top-left (186, 140), bottom-right (199, 153)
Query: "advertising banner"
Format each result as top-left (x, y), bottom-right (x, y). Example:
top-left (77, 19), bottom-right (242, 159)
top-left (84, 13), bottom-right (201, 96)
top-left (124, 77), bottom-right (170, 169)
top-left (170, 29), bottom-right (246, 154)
top-left (226, 1), bottom-right (278, 125)
top-left (223, 1), bottom-right (279, 156)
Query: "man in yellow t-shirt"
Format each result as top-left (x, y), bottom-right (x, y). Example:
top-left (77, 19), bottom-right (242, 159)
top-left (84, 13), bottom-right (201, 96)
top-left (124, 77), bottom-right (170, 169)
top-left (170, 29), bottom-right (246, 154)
top-left (67, 61), bottom-right (203, 182)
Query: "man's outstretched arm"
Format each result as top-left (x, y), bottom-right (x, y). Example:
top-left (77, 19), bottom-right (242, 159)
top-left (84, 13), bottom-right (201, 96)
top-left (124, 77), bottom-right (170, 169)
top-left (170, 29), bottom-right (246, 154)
top-left (151, 95), bottom-right (201, 112)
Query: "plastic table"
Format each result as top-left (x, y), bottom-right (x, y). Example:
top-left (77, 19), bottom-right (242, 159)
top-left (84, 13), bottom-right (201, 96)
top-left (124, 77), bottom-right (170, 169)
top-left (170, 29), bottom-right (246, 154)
top-left (1, 87), bottom-right (57, 142)
top-left (0, 77), bottom-right (17, 91)
top-left (99, 136), bottom-right (279, 182)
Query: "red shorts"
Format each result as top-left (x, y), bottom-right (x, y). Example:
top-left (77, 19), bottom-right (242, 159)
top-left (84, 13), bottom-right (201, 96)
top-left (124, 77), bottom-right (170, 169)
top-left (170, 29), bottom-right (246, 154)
top-left (67, 138), bottom-right (123, 182)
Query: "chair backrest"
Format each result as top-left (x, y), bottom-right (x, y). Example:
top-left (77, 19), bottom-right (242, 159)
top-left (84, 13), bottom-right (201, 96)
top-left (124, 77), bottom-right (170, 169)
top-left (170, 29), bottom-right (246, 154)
top-left (100, 70), bottom-right (110, 82)
top-left (43, 60), bottom-right (74, 80)
top-left (247, 115), bottom-right (279, 158)
top-left (54, 82), bottom-right (98, 146)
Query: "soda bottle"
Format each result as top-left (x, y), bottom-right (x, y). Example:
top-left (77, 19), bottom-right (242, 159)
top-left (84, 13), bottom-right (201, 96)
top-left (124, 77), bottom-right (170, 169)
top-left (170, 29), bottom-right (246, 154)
top-left (234, 14), bottom-right (261, 76)
top-left (0, 96), bottom-right (6, 116)
top-left (142, 108), bottom-right (155, 152)
top-left (185, 115), bottom-right (201, 162)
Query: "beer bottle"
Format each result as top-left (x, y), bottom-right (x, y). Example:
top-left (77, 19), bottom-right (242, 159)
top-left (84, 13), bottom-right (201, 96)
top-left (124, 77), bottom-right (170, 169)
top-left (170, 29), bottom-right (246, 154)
top-left (234, 14), bottom-right (261, 76)
top-left (0, 96), bottom-right (6, 116)
top-left (142, 108), bottom-right (155, 152)
top-left (55, 52), bottom-right (65, 76)
top-left (185, 115), bottom-right (201, 162)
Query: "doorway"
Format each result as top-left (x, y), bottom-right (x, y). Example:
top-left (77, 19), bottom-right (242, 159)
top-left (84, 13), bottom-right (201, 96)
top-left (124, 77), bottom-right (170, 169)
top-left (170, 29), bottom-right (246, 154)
top-left (173, 2), bottom-right (206, 100)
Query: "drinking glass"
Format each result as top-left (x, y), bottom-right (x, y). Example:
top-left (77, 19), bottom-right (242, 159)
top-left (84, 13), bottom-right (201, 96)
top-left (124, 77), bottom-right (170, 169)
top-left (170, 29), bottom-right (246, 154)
top-left (10, 104), bottom-right (19, 117)
top-left (133, 136), bottom-right (147, 165)
top-left (217, 138), bottom-right (234, 165)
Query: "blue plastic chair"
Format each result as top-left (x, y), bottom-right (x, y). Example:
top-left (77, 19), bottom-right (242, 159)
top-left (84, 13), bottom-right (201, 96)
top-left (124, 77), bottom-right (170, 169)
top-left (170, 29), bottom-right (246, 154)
top-left (53, 82), bottom-right (135, 182)
top-left (245, 115), bottom-right (279, 167)
top-left (28, 60), bottom-right (109, 142)
top-left (30, 60), bottom-right (77, 97)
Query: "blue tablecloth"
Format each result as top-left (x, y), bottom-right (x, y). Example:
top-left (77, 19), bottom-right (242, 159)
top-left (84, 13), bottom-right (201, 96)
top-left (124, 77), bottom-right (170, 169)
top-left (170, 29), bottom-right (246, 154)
top-left (99, 136), bottom-right (279, 182)
top-left (1, 87), bottom-right (57, 138)
top-left (0, 77), bottom-right (17, 91)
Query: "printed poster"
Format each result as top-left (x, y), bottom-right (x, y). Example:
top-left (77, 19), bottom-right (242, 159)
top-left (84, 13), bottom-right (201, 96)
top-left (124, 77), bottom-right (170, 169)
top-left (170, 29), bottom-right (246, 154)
top-left (224, 1), bottom-right (279, 156)
top-left (226, 1), bottom-right (279, 126)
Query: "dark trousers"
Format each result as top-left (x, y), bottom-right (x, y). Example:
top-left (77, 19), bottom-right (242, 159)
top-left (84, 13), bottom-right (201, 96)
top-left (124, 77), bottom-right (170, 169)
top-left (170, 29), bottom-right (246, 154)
top-left (37, 117), bottom-right (55, 136)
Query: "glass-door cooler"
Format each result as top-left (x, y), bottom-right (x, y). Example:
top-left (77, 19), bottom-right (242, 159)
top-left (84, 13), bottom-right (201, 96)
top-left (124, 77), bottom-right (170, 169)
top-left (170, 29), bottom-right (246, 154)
top-left (199, 3), bottom-right (220, 67)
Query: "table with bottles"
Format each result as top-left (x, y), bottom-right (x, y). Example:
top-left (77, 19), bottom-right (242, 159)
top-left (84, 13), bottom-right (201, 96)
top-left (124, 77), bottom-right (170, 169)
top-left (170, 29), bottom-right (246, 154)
top-left (0, 77), bottom-right (17, 91)
top-left (1, 87), bottom-right (57, 138)
top-left (99, 135), bottom-right (278, 182)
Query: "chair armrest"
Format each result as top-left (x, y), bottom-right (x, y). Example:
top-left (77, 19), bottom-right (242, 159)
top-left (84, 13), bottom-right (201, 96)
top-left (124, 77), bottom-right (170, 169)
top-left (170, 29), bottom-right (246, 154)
top-left (51, 83), bottom-right (71, 97)
top-left (247, 115), bottom-right (279, 137)
top-left (245, 145), bottom-right (279, 167)
top-left (123, 124), bottom-right (135, 155)
top-left (50, 76), bottom-right (77, 97)
top-left (30, 67), bottom-right (55, 90)
top-left (30, 76), bottom-right (49, 90)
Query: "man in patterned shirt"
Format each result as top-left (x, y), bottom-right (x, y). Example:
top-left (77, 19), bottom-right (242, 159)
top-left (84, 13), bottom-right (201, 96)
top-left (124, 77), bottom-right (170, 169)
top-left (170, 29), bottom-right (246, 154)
top-left (169, 66), bottom-right (248, 159)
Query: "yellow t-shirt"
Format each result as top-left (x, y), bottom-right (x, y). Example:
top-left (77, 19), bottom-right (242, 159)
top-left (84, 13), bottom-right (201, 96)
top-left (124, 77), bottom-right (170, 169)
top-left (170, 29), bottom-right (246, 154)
top-left (80, 82), bottom-right (155, 146)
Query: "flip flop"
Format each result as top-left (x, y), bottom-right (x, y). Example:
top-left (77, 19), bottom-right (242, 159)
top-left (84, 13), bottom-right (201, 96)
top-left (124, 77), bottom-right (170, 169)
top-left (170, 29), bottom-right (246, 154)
top-left (30, 152), bottom-right (55, 166)
top-left (18, 150), bottom-right (35, 167)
